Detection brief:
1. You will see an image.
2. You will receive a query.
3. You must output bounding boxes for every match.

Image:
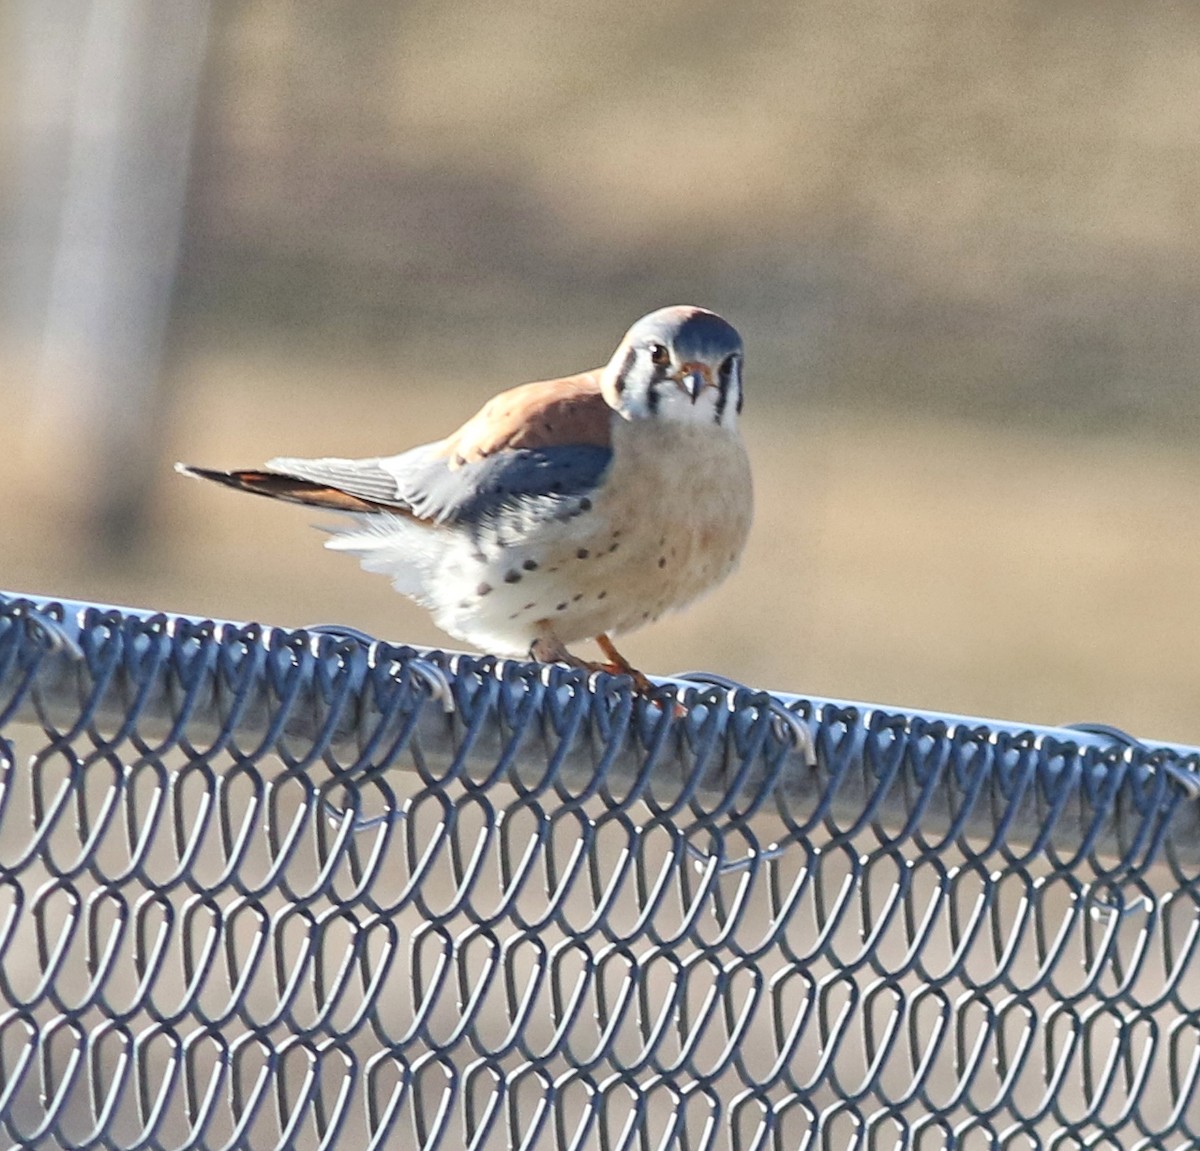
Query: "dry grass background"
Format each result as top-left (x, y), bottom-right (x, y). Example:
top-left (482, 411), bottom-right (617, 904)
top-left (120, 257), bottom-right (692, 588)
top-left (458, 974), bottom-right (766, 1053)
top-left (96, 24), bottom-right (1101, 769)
top-left (6, 343), bottom-right (1199, 744)
top-left (4, 0), bottom-right (1200, 744)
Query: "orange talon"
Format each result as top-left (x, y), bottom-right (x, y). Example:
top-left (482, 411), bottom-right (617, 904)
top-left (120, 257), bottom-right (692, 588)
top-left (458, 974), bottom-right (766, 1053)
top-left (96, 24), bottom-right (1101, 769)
top-left (595, 633), bottom-right (684, 713)
top-left (595, 633), bottom-right (654, 694)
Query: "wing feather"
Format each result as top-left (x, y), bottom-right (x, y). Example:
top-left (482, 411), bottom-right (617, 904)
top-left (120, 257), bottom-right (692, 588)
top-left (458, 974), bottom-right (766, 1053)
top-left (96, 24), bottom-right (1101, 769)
top-left (442, 371), bottom-right (612, 464)
top-left (178, 374), bottom-right (616, 528)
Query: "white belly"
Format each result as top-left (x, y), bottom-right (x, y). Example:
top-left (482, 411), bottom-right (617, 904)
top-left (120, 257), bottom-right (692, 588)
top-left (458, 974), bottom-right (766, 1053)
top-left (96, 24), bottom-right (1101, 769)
top-left (445, 421), bottom-right (751, 652)
top-left (327, 420), bottom-right (753, 657)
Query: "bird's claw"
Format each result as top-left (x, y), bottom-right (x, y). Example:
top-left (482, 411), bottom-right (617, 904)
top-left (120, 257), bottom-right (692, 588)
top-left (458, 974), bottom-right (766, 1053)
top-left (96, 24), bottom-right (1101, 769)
top-left (595, 660), bottom-right (655, 696)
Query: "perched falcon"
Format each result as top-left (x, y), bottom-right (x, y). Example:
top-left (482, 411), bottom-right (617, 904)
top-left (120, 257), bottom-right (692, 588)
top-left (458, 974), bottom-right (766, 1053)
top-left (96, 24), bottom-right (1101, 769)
top-left (177, 305), bottom-right (752, 690)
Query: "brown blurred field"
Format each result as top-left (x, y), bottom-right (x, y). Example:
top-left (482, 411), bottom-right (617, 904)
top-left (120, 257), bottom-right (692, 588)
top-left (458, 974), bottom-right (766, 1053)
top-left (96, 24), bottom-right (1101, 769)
top-left (6, 341), bottom-right (1200, 746)
top-left (4, 1), bottom-right (1200, 743)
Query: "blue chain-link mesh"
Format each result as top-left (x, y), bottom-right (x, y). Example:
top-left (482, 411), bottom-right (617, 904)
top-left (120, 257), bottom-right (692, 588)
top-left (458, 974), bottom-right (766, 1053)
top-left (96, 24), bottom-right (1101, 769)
top-left (1, 591), bottom-right (1199, 1151)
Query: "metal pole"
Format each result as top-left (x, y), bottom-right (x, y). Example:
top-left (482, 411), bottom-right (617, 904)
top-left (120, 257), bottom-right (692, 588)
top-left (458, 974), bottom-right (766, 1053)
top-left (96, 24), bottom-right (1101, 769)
top-left (16, 1), bottom-right (210, 552)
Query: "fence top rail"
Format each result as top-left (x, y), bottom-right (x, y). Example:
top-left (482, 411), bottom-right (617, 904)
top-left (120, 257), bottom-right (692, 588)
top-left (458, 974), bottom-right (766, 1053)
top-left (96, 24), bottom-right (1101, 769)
top-left (2, 589), bottom-right (1198, 868)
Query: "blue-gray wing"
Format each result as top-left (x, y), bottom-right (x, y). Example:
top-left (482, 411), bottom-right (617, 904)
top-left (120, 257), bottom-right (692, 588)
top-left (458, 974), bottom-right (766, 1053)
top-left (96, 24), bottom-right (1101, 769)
top-left (266, 442), bottom-right (613, 529)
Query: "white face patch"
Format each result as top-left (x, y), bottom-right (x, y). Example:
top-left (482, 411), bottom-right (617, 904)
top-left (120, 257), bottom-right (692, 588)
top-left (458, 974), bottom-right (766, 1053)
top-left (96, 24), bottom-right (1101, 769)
top-left (643, 379), bottom-right (732, 427)
top-left (606, 341), bottom-right (744, 430)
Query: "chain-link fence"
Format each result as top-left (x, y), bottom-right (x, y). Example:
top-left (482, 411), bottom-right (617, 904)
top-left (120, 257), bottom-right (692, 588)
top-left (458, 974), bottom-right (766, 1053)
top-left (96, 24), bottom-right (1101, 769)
top-left (1, 591), bottom-right (1199, 1150)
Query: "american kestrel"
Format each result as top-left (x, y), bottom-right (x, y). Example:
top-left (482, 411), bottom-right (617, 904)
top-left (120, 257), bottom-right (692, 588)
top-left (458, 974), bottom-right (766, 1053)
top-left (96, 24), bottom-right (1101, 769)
top-left (177, 305), bottom-right (752, 692)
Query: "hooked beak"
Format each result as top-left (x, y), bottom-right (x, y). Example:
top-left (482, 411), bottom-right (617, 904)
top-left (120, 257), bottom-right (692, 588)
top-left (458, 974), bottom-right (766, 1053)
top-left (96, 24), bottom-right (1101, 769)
top-left (676, 362), bottom-right (712, 402)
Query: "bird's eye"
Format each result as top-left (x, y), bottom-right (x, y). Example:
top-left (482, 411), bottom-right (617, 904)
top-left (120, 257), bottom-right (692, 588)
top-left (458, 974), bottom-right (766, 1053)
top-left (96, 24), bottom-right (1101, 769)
top-left (649, 343), bottom-right (671, 368)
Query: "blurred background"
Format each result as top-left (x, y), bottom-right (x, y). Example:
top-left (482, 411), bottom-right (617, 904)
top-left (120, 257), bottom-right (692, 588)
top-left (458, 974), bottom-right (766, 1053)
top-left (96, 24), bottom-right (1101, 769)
top-left (3, 0), bottom-right (1199, 741)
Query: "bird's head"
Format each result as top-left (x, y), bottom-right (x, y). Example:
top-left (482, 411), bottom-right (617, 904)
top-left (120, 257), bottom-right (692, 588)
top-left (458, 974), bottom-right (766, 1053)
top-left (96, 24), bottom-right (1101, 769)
top-left (600, 306), bottom-right (745, 429)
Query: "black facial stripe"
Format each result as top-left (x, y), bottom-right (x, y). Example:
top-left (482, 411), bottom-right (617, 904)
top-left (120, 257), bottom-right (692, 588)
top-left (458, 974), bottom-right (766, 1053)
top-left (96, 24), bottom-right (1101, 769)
top-left (646, 378), bottom-right (661, 416)
top-left (644, 348), bottom-right (676, 416)
top-left (613, 345), bottom-right (637, 396)
top-left (716, 356), bottom-right (740, 422)
top-left (715, 360), bottom-right (732, 423)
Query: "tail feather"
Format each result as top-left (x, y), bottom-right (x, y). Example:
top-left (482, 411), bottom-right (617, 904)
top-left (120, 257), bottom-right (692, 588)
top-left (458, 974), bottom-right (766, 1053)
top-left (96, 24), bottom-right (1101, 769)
top-left (174, 462), bottom-right (393, 514)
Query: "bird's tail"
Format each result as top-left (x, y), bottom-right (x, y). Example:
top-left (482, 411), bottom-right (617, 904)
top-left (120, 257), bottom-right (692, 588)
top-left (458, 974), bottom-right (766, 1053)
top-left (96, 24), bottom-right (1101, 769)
top-left (174, 463), bottom-right (389, 513)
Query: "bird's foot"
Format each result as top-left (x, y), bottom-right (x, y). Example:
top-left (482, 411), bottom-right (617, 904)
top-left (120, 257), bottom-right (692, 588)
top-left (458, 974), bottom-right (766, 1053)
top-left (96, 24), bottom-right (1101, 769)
top-left (594, 633), bottom-right (655, 695)
top-left (528, 633), bottom-right (656, 697)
